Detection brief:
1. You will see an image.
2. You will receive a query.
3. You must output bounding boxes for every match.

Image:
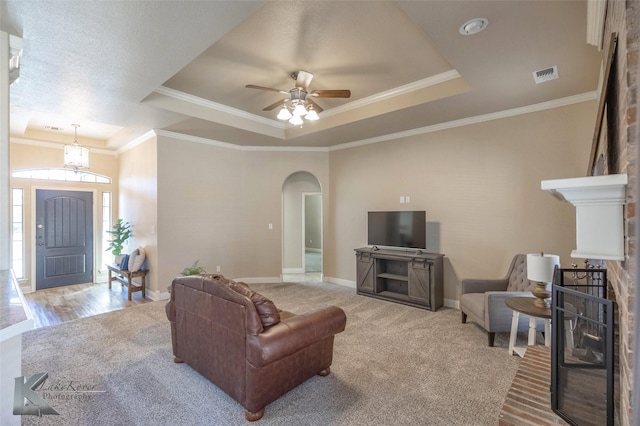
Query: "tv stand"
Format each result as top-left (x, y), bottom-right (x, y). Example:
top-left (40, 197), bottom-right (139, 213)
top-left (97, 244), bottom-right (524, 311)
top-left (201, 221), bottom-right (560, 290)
top-left (354, 247), bottom-right (443, 311)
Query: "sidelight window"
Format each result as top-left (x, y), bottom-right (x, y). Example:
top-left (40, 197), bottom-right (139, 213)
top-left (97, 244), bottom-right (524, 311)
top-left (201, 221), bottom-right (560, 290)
top-left (102, 192), bottom-right (112, 268)
top-left (11, 188), bottom-right (24, 279)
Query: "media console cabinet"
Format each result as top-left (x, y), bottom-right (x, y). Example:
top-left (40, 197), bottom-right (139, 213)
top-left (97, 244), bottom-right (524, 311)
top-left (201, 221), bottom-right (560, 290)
top-left (355, 247), bottom-right (444, 311)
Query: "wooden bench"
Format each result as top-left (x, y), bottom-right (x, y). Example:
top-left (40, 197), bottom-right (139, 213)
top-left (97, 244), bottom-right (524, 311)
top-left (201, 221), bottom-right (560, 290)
top-left (107, 264), bottom-right (148, 300)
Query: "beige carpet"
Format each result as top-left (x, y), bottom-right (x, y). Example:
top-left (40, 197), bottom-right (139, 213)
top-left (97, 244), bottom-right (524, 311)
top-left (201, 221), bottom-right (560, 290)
top-left (21, 281), bottom-right (521, 425)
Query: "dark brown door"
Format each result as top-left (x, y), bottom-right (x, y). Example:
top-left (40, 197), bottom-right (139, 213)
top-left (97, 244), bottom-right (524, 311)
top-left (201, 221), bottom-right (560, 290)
top-left (36, 190), bottom-right (93, 289)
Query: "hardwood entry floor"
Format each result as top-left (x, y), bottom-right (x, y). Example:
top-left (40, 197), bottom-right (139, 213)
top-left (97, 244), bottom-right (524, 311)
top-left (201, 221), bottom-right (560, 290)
top-left (23, 281), bottom-right (152, 329)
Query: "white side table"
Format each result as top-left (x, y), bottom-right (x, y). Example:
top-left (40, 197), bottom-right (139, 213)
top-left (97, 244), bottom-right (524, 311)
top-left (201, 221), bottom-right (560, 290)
top-left (505, 297), bottom-right (551, 357)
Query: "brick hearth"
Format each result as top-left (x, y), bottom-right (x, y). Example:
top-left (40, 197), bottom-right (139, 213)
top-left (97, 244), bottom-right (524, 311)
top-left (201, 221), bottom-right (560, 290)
top-left (499, 346), bottom-right (569, 426)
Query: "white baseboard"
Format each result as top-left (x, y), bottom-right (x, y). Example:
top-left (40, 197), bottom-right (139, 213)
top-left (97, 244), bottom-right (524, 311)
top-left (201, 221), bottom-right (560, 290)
top-left (444, 298), bottom-right (460, 309)
top-left (148, 289), bottom-right (170, 301)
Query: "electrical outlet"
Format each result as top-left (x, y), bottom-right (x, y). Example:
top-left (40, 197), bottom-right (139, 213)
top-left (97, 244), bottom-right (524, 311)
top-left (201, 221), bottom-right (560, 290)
top-left (405, 196), bottom-right (411, 203)
top-left (400, 196), bottom-right (405, 204)
top-left (216, 265), bottom-right (221, 272)
top-left (268, 223), bottom-right (273, 230)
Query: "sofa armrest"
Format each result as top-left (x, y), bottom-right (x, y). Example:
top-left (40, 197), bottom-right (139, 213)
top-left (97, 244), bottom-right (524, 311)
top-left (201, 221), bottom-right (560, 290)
top-left (461, 278), bottom-right (509, 295)
top-left (246, 306), bottom-right (347, 367)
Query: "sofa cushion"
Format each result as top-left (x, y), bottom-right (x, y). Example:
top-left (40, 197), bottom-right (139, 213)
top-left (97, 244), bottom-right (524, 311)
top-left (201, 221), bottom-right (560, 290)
top-left (227, 280), bottom-right (281, 327)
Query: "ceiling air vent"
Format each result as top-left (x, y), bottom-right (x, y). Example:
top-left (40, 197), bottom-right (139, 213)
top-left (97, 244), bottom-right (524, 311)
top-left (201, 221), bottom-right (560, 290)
top-left (533, 65), bottom-right (559, 84)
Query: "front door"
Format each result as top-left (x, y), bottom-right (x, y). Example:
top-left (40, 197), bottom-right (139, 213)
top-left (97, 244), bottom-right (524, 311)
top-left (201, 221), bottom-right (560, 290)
top-left (36, 189), bottom-right (94, 289)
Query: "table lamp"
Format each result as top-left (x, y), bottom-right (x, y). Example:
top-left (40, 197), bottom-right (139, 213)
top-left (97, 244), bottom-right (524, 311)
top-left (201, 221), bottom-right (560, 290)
top-left (527, 253), bottom-right (560, 308)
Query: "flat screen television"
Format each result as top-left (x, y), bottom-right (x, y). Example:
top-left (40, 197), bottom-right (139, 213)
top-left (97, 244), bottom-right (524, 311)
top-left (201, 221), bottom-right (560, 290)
top-left (367, 211), bottom-right (426, 249)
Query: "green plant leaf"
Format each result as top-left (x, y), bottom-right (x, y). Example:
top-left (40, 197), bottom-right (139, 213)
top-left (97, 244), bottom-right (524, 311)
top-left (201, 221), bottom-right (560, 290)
top-left (106, 219), bottom-right (133, 256)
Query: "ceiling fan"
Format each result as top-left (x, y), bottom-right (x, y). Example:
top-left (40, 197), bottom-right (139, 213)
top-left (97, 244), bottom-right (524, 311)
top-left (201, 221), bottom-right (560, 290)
top-left (245, 70), bottom-right (351, 124)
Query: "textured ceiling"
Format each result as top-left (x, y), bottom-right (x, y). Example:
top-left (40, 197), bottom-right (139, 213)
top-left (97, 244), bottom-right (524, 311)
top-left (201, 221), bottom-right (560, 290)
top-left (2, 1), bottom-right (602, 149)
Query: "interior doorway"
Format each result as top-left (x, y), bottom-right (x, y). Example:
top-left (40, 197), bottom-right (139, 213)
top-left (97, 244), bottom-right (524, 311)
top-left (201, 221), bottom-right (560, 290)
top-left (282, 172), bottom-right (322, 278)
top-left (35, 189), bottom-right (94, 289)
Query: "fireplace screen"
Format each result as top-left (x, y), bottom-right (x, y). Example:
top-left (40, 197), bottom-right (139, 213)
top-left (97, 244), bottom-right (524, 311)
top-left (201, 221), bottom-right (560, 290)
top-left (551, 267), bottom-right (614, 426)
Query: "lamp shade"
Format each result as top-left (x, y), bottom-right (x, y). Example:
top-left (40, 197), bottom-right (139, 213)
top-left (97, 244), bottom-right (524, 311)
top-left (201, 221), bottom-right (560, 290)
top-left (526, 253), bottom-right (560, 283)
top-left (289, 114), bottom-right (304, 126)
top-left (305, 108), bottom-right (319, 120)
top-left (276, 106), bottom-right (292, 120)
top-left (292, 103), bottom-right (308, 116)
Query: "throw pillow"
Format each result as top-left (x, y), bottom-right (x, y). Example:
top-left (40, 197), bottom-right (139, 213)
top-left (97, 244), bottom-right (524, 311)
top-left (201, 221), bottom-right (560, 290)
top-left (119, 254), bottom-right (130, 270)
top-left (129, 247), bottom-right (146, 272)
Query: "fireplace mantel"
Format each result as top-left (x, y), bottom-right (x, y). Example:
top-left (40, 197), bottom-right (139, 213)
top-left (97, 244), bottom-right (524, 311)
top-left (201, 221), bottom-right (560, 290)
top-left (541, 174), bottom-right (628, 261)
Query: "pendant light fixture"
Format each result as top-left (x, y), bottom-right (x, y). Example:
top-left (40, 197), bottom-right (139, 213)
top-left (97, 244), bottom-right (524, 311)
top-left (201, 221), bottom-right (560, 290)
top-left (64, 124), bottom-right (89, 171)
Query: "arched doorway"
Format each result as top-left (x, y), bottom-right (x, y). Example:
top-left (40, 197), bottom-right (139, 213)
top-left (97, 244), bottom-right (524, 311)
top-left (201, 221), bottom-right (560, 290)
top-left (282, 172), bottom-right (322, 280)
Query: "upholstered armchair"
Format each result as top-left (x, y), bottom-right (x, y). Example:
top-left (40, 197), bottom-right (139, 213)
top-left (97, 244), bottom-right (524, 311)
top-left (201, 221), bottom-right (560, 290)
top-left (460, 254), bottom-right (544, 346)
top-left (166, 274), bottom-right (347, 421)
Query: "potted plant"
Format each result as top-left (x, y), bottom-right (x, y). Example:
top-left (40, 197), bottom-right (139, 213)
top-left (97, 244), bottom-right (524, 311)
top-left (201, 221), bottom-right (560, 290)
top-left (181, 260), bottom-right (206, 276)
top-left (106, 219), bottom-right (132, 264)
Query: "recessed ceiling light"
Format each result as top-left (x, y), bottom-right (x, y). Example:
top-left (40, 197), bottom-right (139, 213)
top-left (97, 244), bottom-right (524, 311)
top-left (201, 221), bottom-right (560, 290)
top-left (459, 18), bottom-right (488, 36)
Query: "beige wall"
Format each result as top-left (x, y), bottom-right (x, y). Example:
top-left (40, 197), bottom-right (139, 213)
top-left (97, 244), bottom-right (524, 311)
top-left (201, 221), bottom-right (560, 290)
top-left (239, 150), bottom-right (329, 279)
top-left (155, 135), bottom-right (330, 291)
top-left (9, 141), bottom-right (118, 290)
top-left (326, 101), bottom-right (595, 303)
top-left (156, 136), bottom-right (243, 291)
top-left (118, 137), bottom-right (158, 296)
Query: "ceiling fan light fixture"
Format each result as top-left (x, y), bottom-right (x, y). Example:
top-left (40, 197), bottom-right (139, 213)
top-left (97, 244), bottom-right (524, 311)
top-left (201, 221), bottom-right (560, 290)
top-left (305, 107), bottom-right (319, 121)
top-left (246, 70), bottom-right (351, 123)
top-left (289, 114), bottom-right (304, 126)
top-left (277, 106), bottom-right (292, 120)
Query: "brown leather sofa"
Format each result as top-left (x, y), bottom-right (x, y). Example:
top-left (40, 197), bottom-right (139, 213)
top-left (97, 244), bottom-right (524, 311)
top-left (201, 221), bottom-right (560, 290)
top-left (165, 274), bottom-right (347, 421)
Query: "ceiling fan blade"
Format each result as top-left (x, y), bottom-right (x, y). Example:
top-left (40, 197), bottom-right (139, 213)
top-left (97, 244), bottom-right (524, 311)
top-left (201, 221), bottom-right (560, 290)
top-left (245, 84), bottom-right (288, 94)
top-left (294, 70), bottom-right (314, 90)
top-left (309, 89), bottom-right (351, 98)
top-left (263, 99), bottom-right (287, 111)
top-left (306, 98), bottom-right (324, 113)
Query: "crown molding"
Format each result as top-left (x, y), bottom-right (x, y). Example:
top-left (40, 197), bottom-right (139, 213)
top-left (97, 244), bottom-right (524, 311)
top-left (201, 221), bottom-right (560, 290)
top-left (329, 91), bottom-right (597, 151)
top-left (12, 91), bottom-right (596, 155)
top-left (154, 129), bottom-right (328, 152)
top-left (322, 70), bottom-right (461, 118)
top-left (154, 71), bottom-right (461, 129)
top-left (116, 130), bottom-right (157, 155)
top-left (153, 86), bottom-right (287, 130)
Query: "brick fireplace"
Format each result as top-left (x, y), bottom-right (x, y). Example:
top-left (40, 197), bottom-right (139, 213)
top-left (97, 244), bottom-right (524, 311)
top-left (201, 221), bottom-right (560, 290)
top-left (595, 2), bottom-right (639, 425)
